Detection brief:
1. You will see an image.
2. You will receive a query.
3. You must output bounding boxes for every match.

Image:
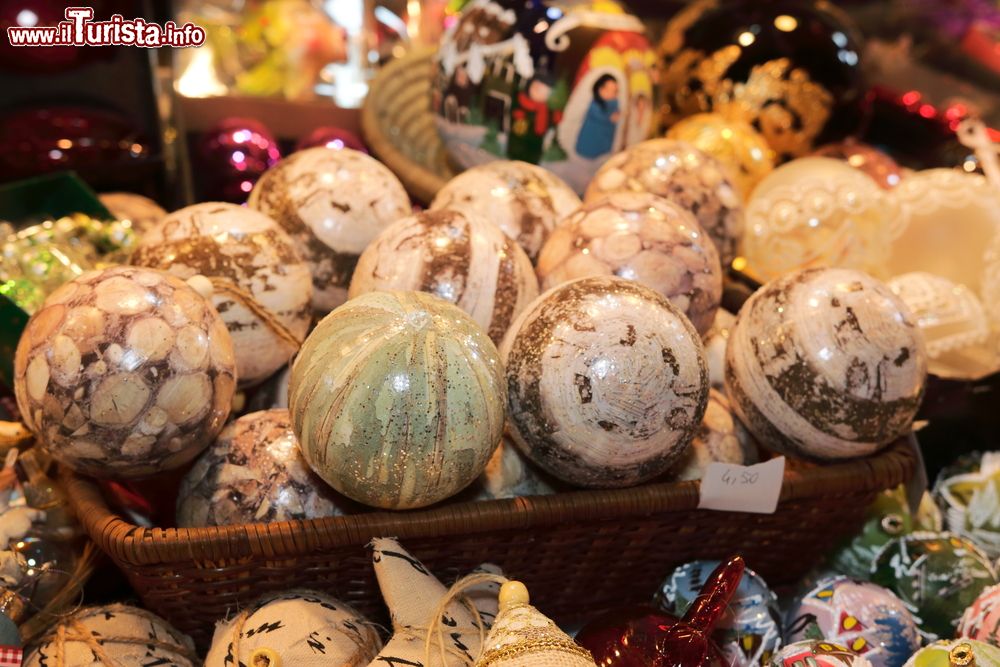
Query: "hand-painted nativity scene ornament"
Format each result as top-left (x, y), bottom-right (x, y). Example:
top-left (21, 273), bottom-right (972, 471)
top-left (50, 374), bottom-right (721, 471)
top-left (656, 0), bottom-right (867, 161)
top-left (434, 0), bottom-right (658, 193)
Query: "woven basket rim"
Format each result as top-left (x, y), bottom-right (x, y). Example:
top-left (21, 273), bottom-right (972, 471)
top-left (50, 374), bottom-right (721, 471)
top-left (61, 438), bottom-right (915, 567)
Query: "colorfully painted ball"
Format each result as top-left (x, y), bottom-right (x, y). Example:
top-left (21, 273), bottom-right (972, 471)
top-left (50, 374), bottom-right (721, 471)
top-left (430, 160), bottom-right (580, 262)
top-left (770, 641), bottom-right (873, 667)
top-left (349, 209), bottom-right (539, 344)
top-left (177, 409), bottom-right (351, 527)
top-left (725, 267), bottom-right (926, 461)
top-left (500, 276), bottom-right (709, 488)
top-left (671, 389), bottom-right (758, 482)
top-left (935, 452), bottom-right (1000, 559)
top-left (786, 577), bottom-right (919, 667)
top-left (584, 138), bottom-right (744, 265)
top-left (248, 147), bottom-right (411, 314)
top-left (132, 202), bottom-right (312, 388)
top-left (289, 291), bottom-right (506, 509)
top-left (959, 584), bottom-right (1000, 646)
top-left (871, 532), bottom-right (998, 640)
top-left (904, 640), bottom-right (1000, 667)
top-left (14, 266), bottom-right (236, 479)
top-left (536, 192), bottom-right (722, 335)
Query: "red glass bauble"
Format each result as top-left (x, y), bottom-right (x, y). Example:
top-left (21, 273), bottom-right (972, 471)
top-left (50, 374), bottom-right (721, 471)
top-left (195, 117), bottom-right (281, 204)
top-left (296, 126), bottom-right (367, 153)
top-left (812, 139), bottom-right (904, 188)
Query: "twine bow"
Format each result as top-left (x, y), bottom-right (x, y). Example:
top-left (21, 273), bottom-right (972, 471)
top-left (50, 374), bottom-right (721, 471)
top-left (420, 571), bottom-right (509, 667)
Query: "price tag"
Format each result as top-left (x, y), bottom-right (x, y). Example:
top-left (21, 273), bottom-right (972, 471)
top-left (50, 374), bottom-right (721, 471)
top-left (697, 457), bottom-right (786, 514)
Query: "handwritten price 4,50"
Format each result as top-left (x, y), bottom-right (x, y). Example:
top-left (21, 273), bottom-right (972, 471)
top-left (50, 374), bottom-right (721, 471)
top-left (720, 469), bottom-right (760, 486)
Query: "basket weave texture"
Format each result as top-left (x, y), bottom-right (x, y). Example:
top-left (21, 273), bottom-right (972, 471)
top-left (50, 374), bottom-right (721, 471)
top-left (62, 440), bottom-right (915, 650)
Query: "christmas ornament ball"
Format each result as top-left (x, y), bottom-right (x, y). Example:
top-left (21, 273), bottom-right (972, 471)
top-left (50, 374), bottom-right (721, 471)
top-left (434, 0), bottom-right (659, 193)
top-left (248, 146), bottom-right (411, 314)
top-left (786, 577), bottom-right (919, 667)
top-left (429, 160), bottom-right (580, 262)
top-left (960, 584), bottom-right (1000, 646)
top-left (289, 291), bottom-right (505, 509)
top-left (671, 389), bottom-right (758, 482)
top-left (196, 117), bottom-right (280, 203)
top-left (934, 451), bottom-right (1000, 559)
top-left (98, 192), bottom-right (167, 236)
top-left (24, 604), bottom-right (196, 667)
top-left (725, 267), bottom-right (926, 461)
top-left (132, 202), bottom-right (312, 388)
top-left (14, 266), bottom-right (236, 479)
top-left (536, 192), bottom-right (722, 335)
top-left (500, 276), bottom-right (709, 488)
top-left (583, 138), bottom-right (743, 265)
top-left (177, 409), bottom-right (349, 527)
top-left (904, 641), bottom-right (1000, 667)
top-left (812, 140), bottom-right (903, 189)
top-left (770, 641), bottom-right (874, 667)
top-left (349, 208), bottom-right (539, 344)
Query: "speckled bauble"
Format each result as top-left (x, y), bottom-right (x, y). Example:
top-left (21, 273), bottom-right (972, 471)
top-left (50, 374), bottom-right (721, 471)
top-left (742, 157), bottom-right (893, 283)
top-left (904, 641), bottom-right (1000, 667)
top-left (786, 577), bottom-right (919, 667)
top-left (811, 140), bottom-right (903, 190)
top-left (205, 590), bottom-right (381, 667)
top-left (657, 559), bottom-right (781, 667)
top-left (536, 192), bottom-right (722, 335)
top-left (98, 192), bottom-right (167, 236)
top-left (871, 532), bottom-right (998, 640)
top-left (959, 584), bottom-right (1000, 646)
top-left (132, 202), bottom-right (312, 388)
top-left (500, 276), bottom-right (709, 488)
top-left (725, 267), bottom-right (926, 461)
top-left (177, 409), bottom-right (350, 527)
top-left (657, 0), bottom-right (866, 161)
top-left (584, 139), bottom-right (743, 265)
top-left (248, 147), bottom-right (411, 314)
top-left (934, 452), bottom-right (1000, 559)
top-left (348, 209), bottom-right (538, 344)
top-left (671, 389), bottom-right (758, 482)
top-left (434, 0), bottom-right (658, 193)
top-left (770, 641), bottom-right (873, 667)
top-left (289, 291), bottom-right (505, 509)
top-left (665, 113), bottom-right (776, 200)
top-left (14, 266), bottom-right (236, 479)
top-left (430, 160), bottom-right (580, 262)
top-left (23, 604), bottom-right (196, 667)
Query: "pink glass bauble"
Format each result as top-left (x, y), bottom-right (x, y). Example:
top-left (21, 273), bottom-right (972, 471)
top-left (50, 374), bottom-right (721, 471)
top-left (812, 140), bottom-right (904, 189)
top-left (195, 118), bottom-right (281, 203)
top-left (295, 126), bottom-right (367, 154)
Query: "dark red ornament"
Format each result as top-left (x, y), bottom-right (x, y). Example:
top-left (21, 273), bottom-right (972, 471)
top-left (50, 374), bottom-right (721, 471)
top-left (295, 126), bottom-right (367, 154)
top-left (195, 117), bottom-right (281, 204)
top-left (577, 556), bottom-right (745, 667)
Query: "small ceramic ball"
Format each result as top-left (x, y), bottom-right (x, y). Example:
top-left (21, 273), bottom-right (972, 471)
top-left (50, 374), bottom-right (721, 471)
top-left (132, 202), bottom-right (312, 388)
top-left (725, 267), bottom-right (927, 461)
top-left (770, 641), bottom-right (873, 667)
top-left (500, 276), bottom-right (709, 488)
top-left (349, 209), bottom-right (539, 344)
top-left (429, 160), bottom-right (581, 262)
top-left (812, 140), bottom-right (903, 189)
top-left (584, 139), bottom-right (743, 265)
top-left (786, 577), bottom-right (920, 667)
top-left (289, 291), bottom-right (506, 509)
top-left (656, 559), bottom-right (781, 667)
top-left (24, 604), bottom-right (196, 667)
top-left (665, 113), bottom-right (776, 200)
top-left (743, 157), bottom-right (893, 283)
top-left (14, 266), bottom-right (236, 479)
top-left (177, 409), bottom-right (351, 527)
top-left (959, 584), bottom-right (1000, 645)
top-left (670, 389), bottom-right (757, 482)
top-left (204, 590), bottom-right (381, 667)
top-left (904, 640), bottom-right (1000, 667)
top-left (871, 532), bottom-right (998, 641)
top-left (536, 192), bottom-right (722, 336)
top-left (935, 452), bottom-right (1000, 559)
top-left (98, 191), bottom-right (167, 235)
top-left (248, 147), bottom-right (411, 314)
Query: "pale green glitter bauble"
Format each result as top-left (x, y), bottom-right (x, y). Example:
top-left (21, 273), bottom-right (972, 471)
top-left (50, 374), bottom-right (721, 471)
top-left (289, 291), bottom-right (506, 510)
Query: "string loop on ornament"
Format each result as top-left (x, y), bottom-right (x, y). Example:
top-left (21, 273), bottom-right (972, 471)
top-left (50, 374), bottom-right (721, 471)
top-left (420, 571), bottom-right (509, 667)
top-left (207, 277), bottom-right (304, 353)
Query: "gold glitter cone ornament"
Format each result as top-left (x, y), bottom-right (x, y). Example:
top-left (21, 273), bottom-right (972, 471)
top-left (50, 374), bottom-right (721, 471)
top-left (474, 581), bottom-right (596, 667)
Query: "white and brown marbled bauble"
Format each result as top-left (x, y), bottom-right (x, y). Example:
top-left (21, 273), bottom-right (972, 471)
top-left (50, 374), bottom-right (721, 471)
top-left (537, 192), bottom-right (722, 336)
top-left (429, 160), bottom-right (581, 262)
top-left (348, 209), bottom-right (538, 343)
top-left (98, 192), bottom-right (167, 236)
top-left (14, 266), bottom-right (237, 479)
top-left (704, 309), bottom-right (736, 389)
top-left (177, 409), bottom-right (350, 527)
top-left (132, 202), bottom-right (312, 388)
top-left (248, 147), bottom-right (411, 314)
top-left (500, 276), bottom-right (709, 488)
top-left (584, 139), bottom-right (744, 265)
top-left (670, 389), bottom-right (758, 481)
top-left (725, 267), bottom-right (927, 461)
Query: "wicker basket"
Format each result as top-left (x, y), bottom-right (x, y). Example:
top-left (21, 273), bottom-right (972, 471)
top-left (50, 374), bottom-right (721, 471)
top-left (62, 440), bottom-right (915, 650)
top-left (360, 47), bottom-right (454, 204)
